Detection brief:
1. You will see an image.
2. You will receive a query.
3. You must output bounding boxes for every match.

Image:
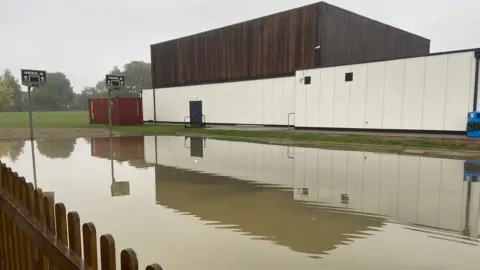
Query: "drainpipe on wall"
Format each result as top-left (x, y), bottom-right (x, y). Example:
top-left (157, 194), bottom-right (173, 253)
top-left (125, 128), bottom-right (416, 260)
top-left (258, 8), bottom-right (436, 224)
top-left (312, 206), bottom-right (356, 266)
top-left (473, 51), bottom-right (480, 111)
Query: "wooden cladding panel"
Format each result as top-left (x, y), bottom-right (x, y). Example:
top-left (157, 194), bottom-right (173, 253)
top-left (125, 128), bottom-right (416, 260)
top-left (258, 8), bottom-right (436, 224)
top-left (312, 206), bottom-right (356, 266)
top-left (151, 2), bottom-right (430, 88)
top-left (319, 3), bottom-right (430, 67)
top-left (151, 4), bottom-right (319, 88)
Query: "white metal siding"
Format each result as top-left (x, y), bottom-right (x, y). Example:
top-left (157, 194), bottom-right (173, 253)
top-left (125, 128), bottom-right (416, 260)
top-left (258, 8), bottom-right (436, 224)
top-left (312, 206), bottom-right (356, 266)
top-left (319, 68), bottom-right (336, 127)
top-left (365, 62), bottom-right (386, 129)
top-left (333, 66), bottom-right (351, 128)
top-left (422, 55), bottom-right (448, 131)
top-left (148, 77), bottom-right (295, 125)
top-left (296, 51), bottom-right (476, 131)
top-left (383, 60), bottom-right (405, 129)
top-left (141, 89), bottom-right (155, 121)
top-left (402, 58), bottom-right (426, 130)
top-left (348, 64), bottom-right (368, 129)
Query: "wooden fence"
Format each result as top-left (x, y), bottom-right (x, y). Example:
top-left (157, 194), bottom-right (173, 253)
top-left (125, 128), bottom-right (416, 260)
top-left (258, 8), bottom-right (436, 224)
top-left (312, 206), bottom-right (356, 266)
top-left (0, 162), bottom-right (163, 270)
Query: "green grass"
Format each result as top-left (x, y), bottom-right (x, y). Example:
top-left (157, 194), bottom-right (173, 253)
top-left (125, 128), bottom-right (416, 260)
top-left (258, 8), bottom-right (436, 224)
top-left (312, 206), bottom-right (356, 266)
top-left (0, 111), bottom-right (478, 151)
top-left (0, 111), bottom-right (91, 128)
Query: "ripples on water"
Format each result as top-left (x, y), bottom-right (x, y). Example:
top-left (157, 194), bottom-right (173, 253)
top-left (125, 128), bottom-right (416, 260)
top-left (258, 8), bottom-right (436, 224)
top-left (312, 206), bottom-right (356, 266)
top-left (0, 136), bottom-right (479, 270)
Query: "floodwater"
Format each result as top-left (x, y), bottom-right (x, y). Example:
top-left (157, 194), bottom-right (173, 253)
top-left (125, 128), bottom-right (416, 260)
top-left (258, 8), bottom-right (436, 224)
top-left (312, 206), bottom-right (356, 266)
top-left (0, 136), bottom-right (479, 270)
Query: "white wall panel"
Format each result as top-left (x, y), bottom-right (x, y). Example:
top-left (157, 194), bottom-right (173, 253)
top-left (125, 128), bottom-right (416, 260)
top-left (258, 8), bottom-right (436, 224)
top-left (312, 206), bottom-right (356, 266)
top-left (295, 71), bottom-right (307, 127)
top-left (348, 64), bottom-right (367, 128)
top-left (141, 89), bottom-right (154, 121)
top-left (402, 58), bottom-right (426, 130)
top-left (422, 55), bottom-right (448, 130)
top-left (305, 69), bottom-right (321, 127)
top-left (272, 79), bottom-right (283, 125)
top-left (283, 77), bottom-right (296, 126)
top-left (318, 68), bottom-right (335, 127)
top-left (333, 66), bottom-right (351, 128)
top-left (245, 81), bottom-right (255, 124)
top-left (262, 79), bottom-right (274, 125)
top-left (383, 60), bottom-right (405, 129)
top-left (444, 53), bottom-right (474, 131)
top-left (365, 62), bottom-right (386, 129)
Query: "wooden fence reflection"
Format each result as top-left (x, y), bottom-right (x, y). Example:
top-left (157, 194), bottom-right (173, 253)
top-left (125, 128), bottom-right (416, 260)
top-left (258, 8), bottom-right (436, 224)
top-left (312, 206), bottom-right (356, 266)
top-left (0, 162), bottom-right (163, 270)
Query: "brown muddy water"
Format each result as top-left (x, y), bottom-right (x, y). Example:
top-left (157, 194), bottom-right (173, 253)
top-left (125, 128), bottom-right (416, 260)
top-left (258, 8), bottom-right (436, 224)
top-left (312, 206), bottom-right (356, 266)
top-left (0, 136), bottom-right (479, 270)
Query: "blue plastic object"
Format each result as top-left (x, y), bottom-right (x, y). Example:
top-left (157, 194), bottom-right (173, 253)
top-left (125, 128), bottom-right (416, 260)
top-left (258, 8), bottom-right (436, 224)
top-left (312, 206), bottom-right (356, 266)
top-left (464, 160), bottom-right (480, 182)
top-left (466, 111), bottom-right (480, 137)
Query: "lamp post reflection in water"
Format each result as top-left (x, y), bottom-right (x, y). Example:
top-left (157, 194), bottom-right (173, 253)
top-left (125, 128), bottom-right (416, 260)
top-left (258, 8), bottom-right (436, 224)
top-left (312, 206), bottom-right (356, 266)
top-left (109, 136), bottom-right (130, 197)
top-left (29, 138), bottom-right (38, 188)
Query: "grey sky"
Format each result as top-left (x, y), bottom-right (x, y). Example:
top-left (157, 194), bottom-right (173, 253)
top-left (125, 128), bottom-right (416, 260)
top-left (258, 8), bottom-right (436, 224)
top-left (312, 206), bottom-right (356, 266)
top-left (1, 0), bottom-right (479, 93)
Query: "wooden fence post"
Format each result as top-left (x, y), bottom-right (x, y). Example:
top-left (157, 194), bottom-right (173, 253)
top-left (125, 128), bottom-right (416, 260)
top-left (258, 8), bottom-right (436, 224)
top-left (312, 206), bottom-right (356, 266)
top-left (17, 176), bottom-right (28, 270)
top-left (121, 249), bottom-right (139, 270)
top-left (55, 204), bottom-right (68, 246)
top-left (26, 182), bottom-right (38, 268)
top-left (34, 188), bottom-right (49, 269)
top-left (100, 234), bottom-right (116, 270)
top-left (9, 170), bottom-right (21, 270)
top-left (44, 195), bottom-right (56, 269)
top-left (67, 212), bottom-right (82, 258)
top-left (146, 264), bottom-right (164, 270)
top-left (83, 222), bottom-right (98, 270)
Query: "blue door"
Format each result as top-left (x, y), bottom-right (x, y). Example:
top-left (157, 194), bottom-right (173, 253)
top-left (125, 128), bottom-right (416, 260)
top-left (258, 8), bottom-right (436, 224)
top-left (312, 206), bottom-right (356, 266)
top-left (189, 100), bottom-right (203, 126)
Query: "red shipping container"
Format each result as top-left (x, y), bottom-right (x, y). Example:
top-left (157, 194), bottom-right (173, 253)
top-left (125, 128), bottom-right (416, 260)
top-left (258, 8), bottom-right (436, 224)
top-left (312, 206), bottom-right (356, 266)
top-left (88, 97), bottom-right (143, 125)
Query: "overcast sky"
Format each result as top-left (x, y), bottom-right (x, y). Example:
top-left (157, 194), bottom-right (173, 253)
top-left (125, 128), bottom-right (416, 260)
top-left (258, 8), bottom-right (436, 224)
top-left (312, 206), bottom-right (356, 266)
top-left (1, 0), bottom-right (479, 92)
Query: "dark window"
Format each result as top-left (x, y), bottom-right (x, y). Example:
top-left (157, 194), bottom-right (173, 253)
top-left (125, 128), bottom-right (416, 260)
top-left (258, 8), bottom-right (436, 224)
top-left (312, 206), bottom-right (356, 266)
top-left (304, 76), bottom-right (311, 85)
top-left (345, 72), bottom-right (353, 82)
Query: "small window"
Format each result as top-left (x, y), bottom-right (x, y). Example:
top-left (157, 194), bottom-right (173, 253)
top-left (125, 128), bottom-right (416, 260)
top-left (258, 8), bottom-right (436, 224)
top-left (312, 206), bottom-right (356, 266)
top-left (345, 72), bottom-right (353, 82)
top-left (304, 76), bottom-right (311, 85)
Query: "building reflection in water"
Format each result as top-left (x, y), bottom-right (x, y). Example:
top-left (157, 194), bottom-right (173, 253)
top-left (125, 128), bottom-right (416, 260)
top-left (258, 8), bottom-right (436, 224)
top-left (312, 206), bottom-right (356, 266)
top-left (84, 135), bottom-right (480, 257)
top-left (143, 136), bottom-right (480, 240)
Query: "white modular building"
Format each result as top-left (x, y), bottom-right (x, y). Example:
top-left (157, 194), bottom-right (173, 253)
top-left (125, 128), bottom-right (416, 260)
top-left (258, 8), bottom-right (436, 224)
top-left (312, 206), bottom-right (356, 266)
top-left (143, 49), bottom-right (479, 133)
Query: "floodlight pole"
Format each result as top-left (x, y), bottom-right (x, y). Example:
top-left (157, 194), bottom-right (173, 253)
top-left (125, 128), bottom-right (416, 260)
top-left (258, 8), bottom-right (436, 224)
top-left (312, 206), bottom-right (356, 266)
top-left (27, 86), bottom-right (38, 188)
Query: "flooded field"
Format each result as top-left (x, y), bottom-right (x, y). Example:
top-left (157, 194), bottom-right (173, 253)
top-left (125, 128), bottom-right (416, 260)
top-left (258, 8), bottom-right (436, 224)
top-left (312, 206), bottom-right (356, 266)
top-left (0, 136), bottom-right (479, 270)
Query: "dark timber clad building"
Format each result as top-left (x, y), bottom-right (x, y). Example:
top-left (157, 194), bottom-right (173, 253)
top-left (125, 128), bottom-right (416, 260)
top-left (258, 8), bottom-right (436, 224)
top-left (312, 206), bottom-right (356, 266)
top-left (150, 1), bottom-right (430, 89)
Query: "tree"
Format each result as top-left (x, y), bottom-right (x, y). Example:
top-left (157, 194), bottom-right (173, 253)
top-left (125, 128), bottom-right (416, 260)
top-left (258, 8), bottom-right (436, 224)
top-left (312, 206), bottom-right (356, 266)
top-left (121, 61), bottom-right (152, 95)
top-left (3, 69), bottom-right (23, 111)
top-left (31, 72), bottom-right (75, 111)
top-left (75, 86), bottom-right (103, 110)
top-left (0, 76), bottom-right (14, 111)
top-left (0, 140), bottom-right (26, 162)
top-left (8, 140), bottom-right (26, 162)
top-left (36, 139), bottom-right (77, 159)
top-left (93, 61), bottom-right (151, 98)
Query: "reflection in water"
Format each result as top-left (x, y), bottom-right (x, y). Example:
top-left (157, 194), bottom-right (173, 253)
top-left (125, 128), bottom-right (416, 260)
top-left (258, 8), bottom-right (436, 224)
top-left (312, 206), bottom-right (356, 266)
top-left (1, 136), bottom-right (480, 270)
top-left (36, 138), bottom-right (77, 159)
top-left (145, 136), bottom-right (480, 239)
top-left (155, 164), bottom-right (383, 256)
top-left (91, 137), bottom-right (140, 197)
top-left (0, 139), bottom-right (26, 161)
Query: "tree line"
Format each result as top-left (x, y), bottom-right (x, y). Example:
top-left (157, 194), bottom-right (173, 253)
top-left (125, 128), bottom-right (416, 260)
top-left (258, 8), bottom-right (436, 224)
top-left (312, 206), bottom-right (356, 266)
top-left (0, 61), bottom-right (151, 112)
